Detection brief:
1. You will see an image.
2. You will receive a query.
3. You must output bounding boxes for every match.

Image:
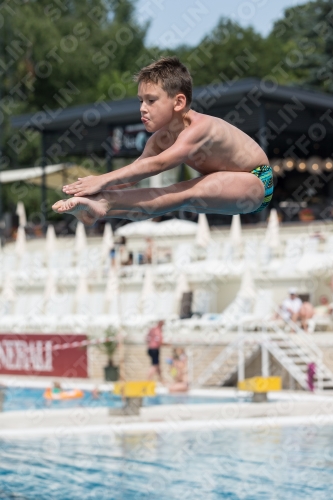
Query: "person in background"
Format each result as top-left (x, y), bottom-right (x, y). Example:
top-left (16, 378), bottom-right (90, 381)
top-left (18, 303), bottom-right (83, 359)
top-left (298, 300), bottom-right (315, 332)
top-left (279, 288), bottom-right (303, 323)
top-left (167, 347), bottom-right (188, 393)
top-left (52, 381), bottom-right (62, 394)
top-left (92, 386), bottom-right (100, 399)
top-left (279, 288), bottom-right (315, 331)
top-left (144, 237), bottom-right (154, 264)
top-left (146, 320), bottom-right (165, 383)
top-left (123, 251), bottom-right (133, 266)
top-left (109, 246), bottom-right (116, 267)
top-left (108, 236), bottom-right (127, 267)
top-left (314, 295), bottom-right (333, 317)
top-left (117, 236), bottom-right (130, 266)
top-left (307, 363), bottom-right (316, 392)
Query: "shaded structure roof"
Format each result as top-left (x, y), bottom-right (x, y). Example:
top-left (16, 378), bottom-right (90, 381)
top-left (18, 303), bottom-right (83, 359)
top-left (10, 78), bottom-right (333, 164)
top-left (8, 79), bottom-right (333, 226)
top-left (11, 78), bottom-right (333, 131)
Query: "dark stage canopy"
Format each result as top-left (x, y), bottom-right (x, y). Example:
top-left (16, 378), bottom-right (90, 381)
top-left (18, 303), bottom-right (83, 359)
top-left (10, 78), bottom-right (333, 161)
top-left (10, 78), bottom-right (333, 224)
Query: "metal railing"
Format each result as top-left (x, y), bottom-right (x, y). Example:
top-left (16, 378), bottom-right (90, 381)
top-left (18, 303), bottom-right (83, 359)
top-left (192, 319), bottom-right (333, 391)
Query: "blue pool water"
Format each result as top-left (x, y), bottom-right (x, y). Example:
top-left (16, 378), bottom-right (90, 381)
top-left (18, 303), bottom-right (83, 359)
top-left (2, 387), bottom-right (245, 412)
top-left (1, 425), bottom-right (333, 499)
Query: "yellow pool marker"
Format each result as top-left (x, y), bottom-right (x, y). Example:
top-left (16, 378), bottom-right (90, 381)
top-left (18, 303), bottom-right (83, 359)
top-left (113, 380), bottom-right (156, 398)
top-left (238, 376), bottom-right (282, 393)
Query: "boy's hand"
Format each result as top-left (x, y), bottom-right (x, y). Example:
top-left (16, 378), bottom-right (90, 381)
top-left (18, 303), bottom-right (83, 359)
top-left (62, 175), bottom-right (107, 196)
top-left (63, 176), bottom-right (138, 196)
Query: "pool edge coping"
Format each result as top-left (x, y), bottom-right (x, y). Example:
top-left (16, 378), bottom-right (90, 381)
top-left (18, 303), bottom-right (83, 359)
top-left (2, 414), bottom-right (333, 439)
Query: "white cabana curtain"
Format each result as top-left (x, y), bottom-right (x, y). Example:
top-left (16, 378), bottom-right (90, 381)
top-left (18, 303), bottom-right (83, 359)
top-left (195, 214), bottom-right (211, 248)
top-left (230, 214), bottom-right (242, 247)
top-left (45, 225), bottom-right (57, 255)
top-left (105, 269), bottom-right (119, 316)
top-left (140, 268), bottom-right (156, 315)
top-left (74, 222), bottom-right (87, 254)
top-left (44, 270), bottom-right (57, 301)
top-left (238, 268), bottom-right (256, 300)
top-left (16, 202), bottom-right (27, 227)
top-left (105, 269), bottom-right (119, 302)
top-left (75, 273), bottom-right (89, 300)
top-left (15, 226), bottom-right (26, 257)
top-left (265, 209), bottom-right (280, 249)
top-left (101, 223), bottom-right (114, 260)
top-left (2, 272), bottom-right (16, 301)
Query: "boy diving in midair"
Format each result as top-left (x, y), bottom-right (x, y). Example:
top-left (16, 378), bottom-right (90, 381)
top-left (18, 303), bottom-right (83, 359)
top-left (52, 57), bottom-right (273, 224)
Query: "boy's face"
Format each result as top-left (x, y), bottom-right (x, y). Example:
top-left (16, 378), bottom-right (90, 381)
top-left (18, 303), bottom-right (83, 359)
top-left (138, 81), bottom-right (178, 132)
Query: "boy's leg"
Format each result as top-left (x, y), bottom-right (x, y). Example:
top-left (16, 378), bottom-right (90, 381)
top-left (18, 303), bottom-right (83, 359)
top-left (52, 171), bottom-right (265, 223)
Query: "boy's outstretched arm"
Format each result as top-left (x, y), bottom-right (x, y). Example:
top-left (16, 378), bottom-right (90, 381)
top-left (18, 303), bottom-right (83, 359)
top-left (62, 135), bottom-right (158, 196)
top-left (62, 129), bottom-right (198, 197)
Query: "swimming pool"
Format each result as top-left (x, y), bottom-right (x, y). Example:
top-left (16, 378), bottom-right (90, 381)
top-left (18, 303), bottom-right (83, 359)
top-left (2, 387), bottom-right (249, 412)
top-left (1, 425), bottom-right (332, 499)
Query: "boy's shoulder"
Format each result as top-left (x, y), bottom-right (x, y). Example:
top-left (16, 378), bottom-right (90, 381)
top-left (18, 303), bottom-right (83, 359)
top-left (146, 111), bottom-right (221, 155)
top-left (158, 111), bottom-right (217, 139)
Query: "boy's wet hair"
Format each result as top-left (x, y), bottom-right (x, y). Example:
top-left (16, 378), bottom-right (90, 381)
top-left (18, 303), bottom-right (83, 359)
top-left (134, 57), bottom-right (192, 106)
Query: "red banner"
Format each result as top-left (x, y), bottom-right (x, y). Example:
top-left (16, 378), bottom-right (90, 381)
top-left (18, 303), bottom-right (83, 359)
top-left (0, 334), bottom-right (88, 377)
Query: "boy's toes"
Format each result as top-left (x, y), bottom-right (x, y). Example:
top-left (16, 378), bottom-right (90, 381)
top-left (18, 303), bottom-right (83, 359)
top-left (52, 199), bottom-right (70, 212)
top-left (52, 201), bottom-right (63, 211)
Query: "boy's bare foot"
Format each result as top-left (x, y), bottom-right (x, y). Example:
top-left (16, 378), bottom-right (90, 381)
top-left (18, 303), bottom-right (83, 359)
top-left (52, 194), bottom-right (111, 226)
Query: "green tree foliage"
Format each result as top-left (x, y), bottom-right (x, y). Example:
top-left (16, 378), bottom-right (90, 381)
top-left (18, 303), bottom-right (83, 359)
top-left (3, 0), bottom-right (148, 110)
top-left (0, 0), bottom-right (150, 218)
top-left (1, 0), bottom-right (149, 166)
top-left (174, 19), bottom-right (286, 87)
top-left (270, 0), bottom-right (333, 91)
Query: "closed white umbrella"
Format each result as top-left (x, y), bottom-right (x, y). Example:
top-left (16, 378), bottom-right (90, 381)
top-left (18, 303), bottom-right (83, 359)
top-left (230, 214), bottom-right (242, 247)
top-left (2, 272), bottom-right (16, 302)
top-left (105, 269), bottom-right (119, 316)
top-left (15, 226), bottom-right (26, 257)
top-left (195, 214), bottom-right (211, 248)
top-left (105, 268), bottom-right (119, 301)
top-left (45, 225), bottom-right (57, 255)
top-left (140, 268), bottom-right (156, 315)
top-left (265, 209), bottom-right (280, 249)
top-left (75, 273), bottom-right (89, 300)
top-left (238, 268), bottom-right (256, 300)
top-left (44, 270), bottom-right (57, 301)
top-left (74, 222), bottom-right (87, 254)
top-left (101, 223), bottom-right (114, 260)
top-left (16, 201), bottom-right (27, 227)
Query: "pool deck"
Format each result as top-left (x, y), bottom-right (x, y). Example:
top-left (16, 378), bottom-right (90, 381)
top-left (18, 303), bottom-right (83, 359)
top-left (1, 375), bottom-right (333, 438)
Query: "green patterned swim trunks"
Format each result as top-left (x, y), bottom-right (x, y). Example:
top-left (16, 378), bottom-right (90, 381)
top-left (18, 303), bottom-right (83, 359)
top-left (250, 165), bottom-right (274, 213)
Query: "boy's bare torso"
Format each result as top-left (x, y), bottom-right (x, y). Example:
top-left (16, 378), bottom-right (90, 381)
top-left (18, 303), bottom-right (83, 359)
top-left (148, 110), bottom-right (269, 175)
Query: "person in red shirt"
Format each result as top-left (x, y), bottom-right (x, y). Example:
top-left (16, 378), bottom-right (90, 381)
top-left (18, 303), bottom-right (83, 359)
top-left (146, 320), bottom-right (165, 382)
